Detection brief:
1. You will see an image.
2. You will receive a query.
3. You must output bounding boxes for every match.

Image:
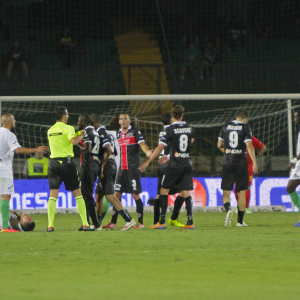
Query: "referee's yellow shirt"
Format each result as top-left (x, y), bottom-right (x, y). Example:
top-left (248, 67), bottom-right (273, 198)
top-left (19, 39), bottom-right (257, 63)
top-left (47, 122), bottom-right (76, 158)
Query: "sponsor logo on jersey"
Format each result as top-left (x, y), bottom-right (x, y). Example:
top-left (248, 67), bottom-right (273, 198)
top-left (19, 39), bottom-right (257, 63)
top-left (175, 152), bottom-right (190, 158)
top-left (174, 128), bottom-right (191, 134)
top-left (226, 149), bottom-right (243, 154)
top-left (227, 125), bottom-right (242, 130)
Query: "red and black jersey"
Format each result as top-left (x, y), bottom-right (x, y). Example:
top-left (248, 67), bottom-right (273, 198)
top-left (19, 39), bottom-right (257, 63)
top-left (117, 126), bottom-right (145, 170)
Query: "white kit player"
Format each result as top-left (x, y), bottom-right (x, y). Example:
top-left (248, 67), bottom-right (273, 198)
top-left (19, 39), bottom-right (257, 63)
top-left (0, 113), bottom-right (48, 232)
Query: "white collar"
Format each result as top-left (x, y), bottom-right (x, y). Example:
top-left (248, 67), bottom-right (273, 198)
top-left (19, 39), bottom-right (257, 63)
top-left (232, 120), bottom-right (243, 124)
top-left (119, 125), bottom-right (132, 133)
top-left (163, 125), bottom-right (170, 129)
top-left (172, 121), bottom-right (186, 125)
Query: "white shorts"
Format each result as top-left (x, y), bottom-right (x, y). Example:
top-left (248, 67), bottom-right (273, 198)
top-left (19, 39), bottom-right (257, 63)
top-left (0, 177), bottom-right (14, 195)
top-left (289, 161), bottom-right (300, 180)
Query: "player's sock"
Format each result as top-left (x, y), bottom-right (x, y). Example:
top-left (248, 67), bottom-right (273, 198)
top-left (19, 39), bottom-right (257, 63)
top-left (237, 209), bottom-right (245, 224)
top-left (159, 195), bottom-right (168, 224)
top-left (1, 199), bottom-right (10, 229)
top-left (47, 197), bottom-right (57, 228)
top-left (86, 201), bottom-right (100, 228)
top-left (135, 199), bottom-right (144, 224)
top-left (154, 199), bottom-right (160, 224)
top-left (98, 215), bottom-right (102, 225)
top-left (289, 191), bottom-right (300, 210)
top-left (75, 196), bottom-right (89, 226)
top-left (111, 207), bottom-right (119, 224)
top-left (118, 209), bottom-right (132, 222)
top-left (185, 196), bottom-right (194, 225)
top-left (171, 195), bottom-right (184, 220)
top-left (224, 202), bottom-right (231, 213)
top-left (245, 190), bottom-right (250, 208)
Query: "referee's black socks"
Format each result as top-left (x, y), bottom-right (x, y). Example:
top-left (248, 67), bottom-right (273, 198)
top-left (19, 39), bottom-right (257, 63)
top-left (185, 196), bottom-right (194, 225)
top-left (135, 199), bottom-right (144, 224)
top-left (159, 195), bottom-right (168, 224)
top-left (171, 195), bottom-right (184, 221)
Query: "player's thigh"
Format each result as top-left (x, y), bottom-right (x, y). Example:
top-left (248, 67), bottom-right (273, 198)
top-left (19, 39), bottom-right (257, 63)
top-left (176, 165), bottom-right (193, 192)
top-left (101, 169), bottom-right (116, 195)
top-left (0, 178), bottom-right (14, 196)
top-left (124, 169), bottom-right (142, 194)
top-left (161, 166), bottom-right (186, 190)
top-left (235, 162), bottom-right (248, 192)
top-left (48, 160), bottom-right (63, 190)
top-left (114, 170), bottom-right (124, 193)
top-left (62, 161), bottom-right (81, 191)
top-left (221, 163), bottom-right (236, 191)
top-left (157, 167), bottom-right (165, 194)
top-left (81, 168), bottom-right (98, 199)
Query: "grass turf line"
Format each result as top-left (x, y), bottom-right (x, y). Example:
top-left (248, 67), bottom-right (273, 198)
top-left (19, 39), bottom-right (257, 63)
top-left (0, 212), bottom-right (300, 300)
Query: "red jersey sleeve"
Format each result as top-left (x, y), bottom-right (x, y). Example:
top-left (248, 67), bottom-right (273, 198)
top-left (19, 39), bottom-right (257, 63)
top-left (247, 136), bottom-right (264, 164)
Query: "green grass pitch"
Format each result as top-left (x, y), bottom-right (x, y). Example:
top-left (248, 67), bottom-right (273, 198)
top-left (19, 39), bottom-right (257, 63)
top-left (1, 211), bottom-right (300, 300)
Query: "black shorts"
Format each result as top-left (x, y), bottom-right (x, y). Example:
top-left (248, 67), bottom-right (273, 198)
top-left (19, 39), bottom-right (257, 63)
top-left (80, 162), bottom-right (99, 200)
top-left (95, 159), bottom-right (117, 195)
top-left (48, 159), bottom-right (80, 191)
top-left (115, 168), bottom-right (142, 194)
top-left (221, 161), bottom-right (248, 192)
top-left (161, 165), bottom-right (193, 192)
top-left (157, 167), bottom-right (180, 195)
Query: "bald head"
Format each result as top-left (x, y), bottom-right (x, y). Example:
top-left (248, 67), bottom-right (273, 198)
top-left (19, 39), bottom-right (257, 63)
top-left (1, 113), bottom-right (15, 129)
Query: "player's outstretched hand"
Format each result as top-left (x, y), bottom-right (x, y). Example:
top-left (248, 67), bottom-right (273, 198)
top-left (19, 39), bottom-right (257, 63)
top-left (140, 162), bottom-right (149, 172)
top-left (146, 150), bottom-right (153, 158)
top-left (36, 145), bottom-right (49, 153)
top-left (158, 155), bottom-right (169, 165)
top-left (286, 163), bottom-right (294, 172)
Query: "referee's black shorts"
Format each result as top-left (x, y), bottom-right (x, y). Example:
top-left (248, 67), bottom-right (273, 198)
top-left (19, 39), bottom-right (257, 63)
top-left (161, 164), bottom-right (193, 192)
top-left (221, 161), bottom-right (248, 192)
top-left (157, 167), bottom-right (180, 195)
top-left (48, 158), bottom-right (80, 191)
top-left (95, 160), bottom-right (117, 195)
top-left (115, 168), bottom-right (142, 194)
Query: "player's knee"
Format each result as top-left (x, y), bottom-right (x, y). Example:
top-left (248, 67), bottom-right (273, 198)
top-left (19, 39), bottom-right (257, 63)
top-left (286, 185), bottom-right (295, 194)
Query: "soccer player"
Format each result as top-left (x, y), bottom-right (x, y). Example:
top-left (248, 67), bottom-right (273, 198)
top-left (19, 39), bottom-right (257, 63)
top-left (217, 109), bottom-right (257, 227)
top-left (152, 112), bottom-right (185, 228)
top-left (90, 114), bottom-right (136, 231)
top-left (0, 211), bottom-right (35, 232)
top-left (233, 133), bottom-right (267, 214)
top-left (0, 113), bottom-right (48, 232)
top-left (77, 113), bottom-right (103, 230)
top-left (141, 105), bottom-right (194, 229)
top-left (47, 106), bottom-right (93, 232)
top-left (286, 108), bottom-right (300, 226)
top-left (102, 113), bottom-right (152, 229)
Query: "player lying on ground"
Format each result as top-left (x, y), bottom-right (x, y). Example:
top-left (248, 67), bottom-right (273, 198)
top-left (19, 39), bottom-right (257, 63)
top-left (0, 211), bottom-right (35, 232)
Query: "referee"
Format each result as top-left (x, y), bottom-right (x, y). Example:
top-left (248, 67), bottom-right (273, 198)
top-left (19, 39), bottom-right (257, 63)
top-left (47, 106), bottom-right (93, 232)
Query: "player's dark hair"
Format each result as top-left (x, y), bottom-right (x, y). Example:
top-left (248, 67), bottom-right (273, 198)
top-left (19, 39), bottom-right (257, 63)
top-left (53, 106), bottom-right (67, 121)
top-left (172, 105), bottom-right (184, 120)
top-left (236, 109), bottom-right (249, 120)
top-left (110, 116), bottom-right (120, 131)
top-left (80, 113), bottom-right (91, 126)
top-left (22, 222), bottom-right (35, 232)
top-left (161, 112), bottom-right (172, 126)
top-left (90, 113), bottom-right (100, 125)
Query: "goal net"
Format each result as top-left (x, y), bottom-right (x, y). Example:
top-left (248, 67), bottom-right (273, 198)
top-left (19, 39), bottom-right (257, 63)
top-left (1, 95), bottom-right (299, 179)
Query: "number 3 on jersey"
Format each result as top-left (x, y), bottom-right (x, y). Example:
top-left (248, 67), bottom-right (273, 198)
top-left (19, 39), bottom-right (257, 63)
top-left (179, 134), bottom-right (188, 151)
top-left (229, 131), bottom-right (238, 148)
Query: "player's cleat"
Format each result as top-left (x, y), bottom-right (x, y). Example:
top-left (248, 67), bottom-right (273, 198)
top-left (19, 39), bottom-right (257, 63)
top-left (151, 222), bottom-right (167, 229)
top-left (294, 221), bottom-right (300, 227)
top-left (133, 223), bottom-right (144, 228)
top-left (224, 210), bottom-right (233, 227)
top-left (47, 227), bottom-right (54, 232)
top-left (236, 222), bottom-right (248, 227)
top-left (168, 218), bottom-right (185, 228)
top-left (181, 224), bottom-right (195, 230)
top-left (245, 208), bottom-right (252, 214)
top-left (1, 227), bottom-right (19, 232)
top-left (95, 226), bottom-right (102, 231)
top-left (78, 225), bottom-right (95, 231)
top-left (102, 222), bottom-right (118, 229)
top-left (121, 219), bottom-right (136, 231)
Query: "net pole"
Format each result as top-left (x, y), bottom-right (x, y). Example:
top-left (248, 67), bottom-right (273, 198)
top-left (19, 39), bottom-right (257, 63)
top-left (287, 99), bottom-right (294, 211)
